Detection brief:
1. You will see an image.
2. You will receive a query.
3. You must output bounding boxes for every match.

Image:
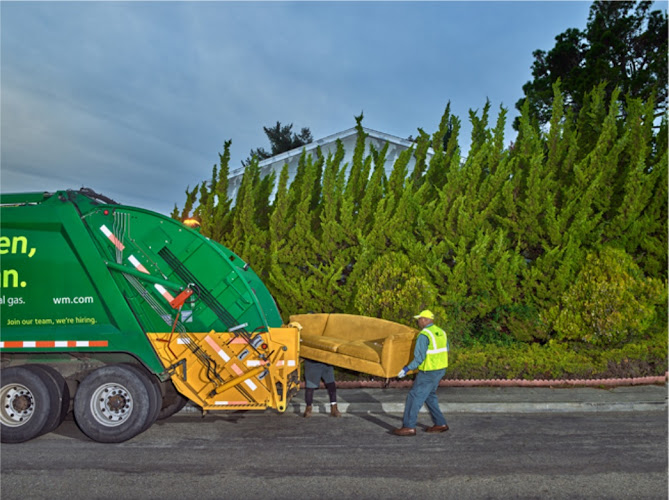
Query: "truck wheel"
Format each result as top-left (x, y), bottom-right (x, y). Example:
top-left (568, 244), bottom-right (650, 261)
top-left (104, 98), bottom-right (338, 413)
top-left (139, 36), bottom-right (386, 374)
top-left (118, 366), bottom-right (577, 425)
top-left (120, 363), bottom-right (161, 431)
top-left (157, 380), bottom-right (189, 420)
top-left (26, 365), bottom-right (70, 435)
top-left (0, 366), bottom-right (53, 443)
top-left (74, 365), bottom-right (152, 443)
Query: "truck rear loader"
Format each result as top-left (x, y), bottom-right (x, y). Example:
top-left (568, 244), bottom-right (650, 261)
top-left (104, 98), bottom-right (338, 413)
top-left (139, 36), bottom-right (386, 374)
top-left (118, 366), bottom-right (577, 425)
top-left (0, 189), bottom-right (300, 443)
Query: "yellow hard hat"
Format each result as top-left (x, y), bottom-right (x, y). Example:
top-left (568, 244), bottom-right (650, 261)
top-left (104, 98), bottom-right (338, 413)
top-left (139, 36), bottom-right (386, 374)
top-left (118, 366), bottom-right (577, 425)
top-left (413, 309), bottom-right (434, 320)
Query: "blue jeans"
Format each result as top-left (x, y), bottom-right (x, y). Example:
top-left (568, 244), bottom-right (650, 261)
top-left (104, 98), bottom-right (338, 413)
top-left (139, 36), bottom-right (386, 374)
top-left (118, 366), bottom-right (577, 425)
top-left (402, 369), bottom-right (447, 428)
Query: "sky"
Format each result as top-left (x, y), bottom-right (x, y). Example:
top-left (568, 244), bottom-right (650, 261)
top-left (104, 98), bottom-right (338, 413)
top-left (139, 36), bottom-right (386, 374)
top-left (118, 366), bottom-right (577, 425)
top-left (1, 1), bottom-right (594, 216)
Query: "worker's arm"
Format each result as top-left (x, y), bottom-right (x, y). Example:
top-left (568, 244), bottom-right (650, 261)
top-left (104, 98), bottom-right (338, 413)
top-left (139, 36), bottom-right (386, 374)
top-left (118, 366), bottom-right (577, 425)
top-left (398, 334), bottom-right (428, 377)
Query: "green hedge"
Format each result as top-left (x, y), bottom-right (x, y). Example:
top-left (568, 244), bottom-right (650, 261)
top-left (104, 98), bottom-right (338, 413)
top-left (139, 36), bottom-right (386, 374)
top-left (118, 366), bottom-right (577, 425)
top-left (178, 85), bottom-right (668, 380)
top-left (330, 332), bottom-right (667, 382)
top-left (446, 330), bottom-right (668, 380)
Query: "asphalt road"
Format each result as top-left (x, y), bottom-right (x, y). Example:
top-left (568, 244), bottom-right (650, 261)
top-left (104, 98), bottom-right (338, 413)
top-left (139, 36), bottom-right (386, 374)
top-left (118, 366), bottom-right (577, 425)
top-left (1, 410), bottom-right (667, 500)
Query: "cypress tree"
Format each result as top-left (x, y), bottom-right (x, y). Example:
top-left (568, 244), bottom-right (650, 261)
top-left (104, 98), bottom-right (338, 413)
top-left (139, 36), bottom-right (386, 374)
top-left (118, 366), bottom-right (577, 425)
top-left (387, 147), bottom-right (413, 201)
top-left (354, 252), bottom-right (437, 324)
top-left (227, 158), bottom-right (270, 279)
top-left (194, 167), bottom-right (215, 235)
top-left (253, 170), bottom-right (276, 232)
top-left (173, 141), bottom-right (234, 242)
top-left (308, 147), bottom-right (325, 222)
top-left (512, 89), bottom-right (586, 332)
top-left (269, 164), bottom-right (293, 248)
top-left (267, 152), bottom-right (320, 318)
top-left (421, 103), bottom-right (523, 340)
top-left (310, 144), bottom-right (354, 312)
top-left (211, 142), bottom-right (233, 243)
top-left (347, 192), bottom-right (396, 310)
top-left (174, 185), bottom-right (198, 221)
top-left (172, 85), bottom-right (666, 349)
top-left (344, 113), bottom-right (369, 208)
top-left (606, 94), bottom-right (668, 278)
top-left (357, 142), bottom-right (388, 235)
top-left (422, 103), bottom-right (461, 202)
top-left (408, 128), bottom-right (431, 190)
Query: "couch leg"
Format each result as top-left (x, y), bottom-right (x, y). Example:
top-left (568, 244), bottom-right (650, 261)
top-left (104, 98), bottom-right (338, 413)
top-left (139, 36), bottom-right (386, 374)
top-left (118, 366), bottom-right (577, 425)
top-left (383, 378), bottom-right (390, 388)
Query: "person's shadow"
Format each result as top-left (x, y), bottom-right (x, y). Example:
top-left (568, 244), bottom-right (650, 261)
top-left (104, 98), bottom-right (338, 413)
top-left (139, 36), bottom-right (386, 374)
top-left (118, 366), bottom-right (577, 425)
top-left (340, 388), bottom-right (431, 434)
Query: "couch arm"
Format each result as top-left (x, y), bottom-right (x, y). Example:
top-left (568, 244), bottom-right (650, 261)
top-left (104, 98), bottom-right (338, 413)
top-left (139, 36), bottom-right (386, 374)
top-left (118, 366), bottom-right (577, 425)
top-left (380, 332), bottom-right (416, 377)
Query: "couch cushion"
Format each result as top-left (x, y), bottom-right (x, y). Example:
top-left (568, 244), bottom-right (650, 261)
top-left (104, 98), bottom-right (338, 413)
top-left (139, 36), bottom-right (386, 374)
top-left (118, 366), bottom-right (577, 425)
top-left (300, 345), bottom-right (387, 379)
top-left (301, 335), bottom-right (342, 353)
top-left (336, 340), bottom-right (382, 363)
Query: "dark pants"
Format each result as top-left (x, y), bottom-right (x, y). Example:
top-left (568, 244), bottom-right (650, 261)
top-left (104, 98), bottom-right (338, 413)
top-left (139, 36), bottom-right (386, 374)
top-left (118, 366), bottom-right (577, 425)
top-left (303, 359), bottom-right (337, 405)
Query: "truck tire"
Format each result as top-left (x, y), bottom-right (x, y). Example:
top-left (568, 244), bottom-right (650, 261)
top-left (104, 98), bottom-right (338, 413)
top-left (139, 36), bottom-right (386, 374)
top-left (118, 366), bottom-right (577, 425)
top-left (120, 363), bottom-right (161, 432)
top-left (74, 365), bottom-right (152, 443)
top-left (0, 366), bottom-right (54, 443)
top-left (157, 380), bottom-right (189, 420)
top-left (25, 364), bottom-right (71, 435)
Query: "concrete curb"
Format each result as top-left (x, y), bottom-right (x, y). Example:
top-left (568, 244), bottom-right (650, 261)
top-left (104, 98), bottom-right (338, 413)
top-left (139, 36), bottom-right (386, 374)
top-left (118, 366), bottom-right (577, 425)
top-left (177, 380), bottom-right (668, 416)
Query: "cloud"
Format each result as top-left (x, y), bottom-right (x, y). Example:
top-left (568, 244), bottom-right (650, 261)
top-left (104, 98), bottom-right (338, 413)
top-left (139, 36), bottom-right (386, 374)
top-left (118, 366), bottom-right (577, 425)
top-left (1, 1), bottom-right (592, 215)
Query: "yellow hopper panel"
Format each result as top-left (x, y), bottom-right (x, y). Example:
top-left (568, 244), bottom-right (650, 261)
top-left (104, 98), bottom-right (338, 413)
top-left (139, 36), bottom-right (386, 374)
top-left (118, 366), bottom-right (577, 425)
top-left (147, 327), bottom-right (300, 412)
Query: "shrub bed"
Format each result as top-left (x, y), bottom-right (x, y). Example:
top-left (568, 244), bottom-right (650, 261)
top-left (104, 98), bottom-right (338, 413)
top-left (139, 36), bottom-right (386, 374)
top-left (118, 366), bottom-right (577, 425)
top-left (328, 330), bottom-right (668, 382)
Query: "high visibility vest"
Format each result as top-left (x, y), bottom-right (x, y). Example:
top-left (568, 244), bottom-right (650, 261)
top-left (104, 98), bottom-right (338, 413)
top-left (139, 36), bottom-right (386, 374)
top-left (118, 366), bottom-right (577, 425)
top-left (418, 324), bottom-right (448, 371)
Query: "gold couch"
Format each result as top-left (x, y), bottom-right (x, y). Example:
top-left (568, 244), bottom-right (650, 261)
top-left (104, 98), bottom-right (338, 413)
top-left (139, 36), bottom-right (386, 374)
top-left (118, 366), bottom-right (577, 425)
top-left (289, 313), bottom-right (417, 379)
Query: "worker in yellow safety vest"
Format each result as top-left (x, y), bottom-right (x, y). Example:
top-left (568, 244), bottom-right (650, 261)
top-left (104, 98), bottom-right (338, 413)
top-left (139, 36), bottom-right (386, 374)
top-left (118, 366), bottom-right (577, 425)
top-left (393, 309), bottom-right (449, 436)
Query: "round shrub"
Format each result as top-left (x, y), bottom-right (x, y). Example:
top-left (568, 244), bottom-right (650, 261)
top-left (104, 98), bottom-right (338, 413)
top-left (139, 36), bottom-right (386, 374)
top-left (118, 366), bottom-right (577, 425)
top-left (353, 252), bottom-right (438, 324)
top-left (551, 247), bottom-right (665, 347)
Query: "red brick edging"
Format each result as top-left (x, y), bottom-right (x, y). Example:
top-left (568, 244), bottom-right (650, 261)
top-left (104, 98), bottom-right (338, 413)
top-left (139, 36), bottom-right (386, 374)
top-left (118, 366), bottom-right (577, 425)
top-left (319, 372), bottom-right (669, 389)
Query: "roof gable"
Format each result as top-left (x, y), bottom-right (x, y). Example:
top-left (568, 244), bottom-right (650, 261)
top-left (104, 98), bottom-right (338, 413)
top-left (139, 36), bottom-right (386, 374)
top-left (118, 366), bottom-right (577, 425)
top-left (229, 127), bottom-right (423, 179)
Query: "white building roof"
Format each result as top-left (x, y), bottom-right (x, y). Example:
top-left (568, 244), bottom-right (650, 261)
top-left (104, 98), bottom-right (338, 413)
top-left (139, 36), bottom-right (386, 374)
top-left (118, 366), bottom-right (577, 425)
top-left (227, 126), bottom-right (433, 202)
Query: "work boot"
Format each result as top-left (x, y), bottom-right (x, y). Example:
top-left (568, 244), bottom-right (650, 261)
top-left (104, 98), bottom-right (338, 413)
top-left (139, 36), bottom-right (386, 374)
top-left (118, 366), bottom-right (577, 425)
top-left (303, 405), bottom-right (312, 418)
top-left (425, 424), bottom-right (449, 433)
top-left (330, 403), bottom-right (342, 417)
top-left (392, 427), bottom-right (416, 436)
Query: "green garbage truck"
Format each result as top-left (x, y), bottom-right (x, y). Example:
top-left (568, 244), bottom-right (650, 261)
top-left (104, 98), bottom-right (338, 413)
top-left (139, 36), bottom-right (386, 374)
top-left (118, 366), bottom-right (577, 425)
top-left (0, 188), bottom-right (300, 443)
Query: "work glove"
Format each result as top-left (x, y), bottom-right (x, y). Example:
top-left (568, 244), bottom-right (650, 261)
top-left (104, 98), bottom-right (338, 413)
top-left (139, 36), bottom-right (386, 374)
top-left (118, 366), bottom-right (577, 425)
top-left (397, 366), bottom-right (409, 378)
